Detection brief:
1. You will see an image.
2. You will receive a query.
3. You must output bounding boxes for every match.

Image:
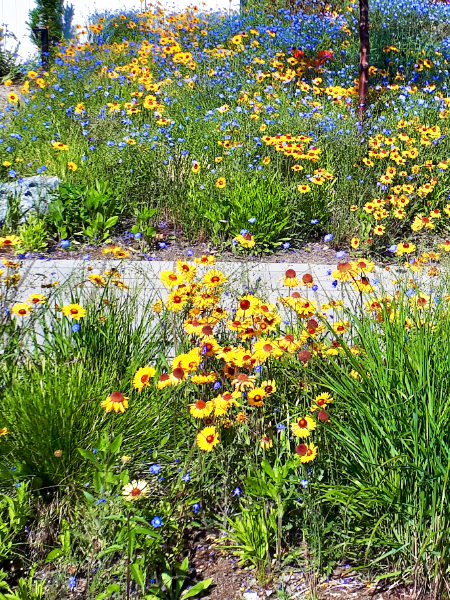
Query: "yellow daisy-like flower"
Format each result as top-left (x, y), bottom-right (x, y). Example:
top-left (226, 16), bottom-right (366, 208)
top-left (311, 392), bottom-right (333, 411)
top-left (160, 270), bottom-right (186, 289)
top-left (68, 161), bottom-right (78, 171)
top-left (11, 303), bottom-right (32, 316)
top-left (176, 260), bottom-right (197, 280)
top-left (331, 262), bottom-right (358, 282)
top-left (113, 248), bottom-right (130, 259)
top-left (234, 233), bottom-right (255, 248)
top-left (122, 480), bottom-right (149, 501)
top-left (395, 242), bottom-right (416, 256)
top-left (153, 300), bottom-right (163, 313)
top-left (132, 366), bottom-right (156, 391)
top-left (296, 442), bottom-right (318, 463)
top-left (260, 435), bottom-right (273, 450)
top-left (202, 269), bottom-right (228, 288)
top-left (291, 416), bottom-right (316, 438)
top-left (196, 426), bottom-right (219, 452)
top-left (232, 373), bottom-right (256, 392)
top-left (101, 392), bottom-right (129, 413)
top-left (216, 177), bottom-right (226, 188)
top-left (194, 255), bottom-right (216, 265)
top-left (88, 274), bottom-right (107, 287)
top-left (166, 289), bottom-right (189, 312)
top-left (189, 399), bottom-right (214, 419)
top-left (62, 304), bottom-right (86, 320)
top-left (27, 293), bottom-right (47, 305)
top-left (0, 427), bottom-right (9, 437)
top-left (7, 92), bottom-right (19, 103)
top-left (0, 235), bottom-right (21, 247)
top-left (247, 387), bottom-right (266, 407)
top-left (253, 339), bottom-right (283, 363)
top-left (261, 380), bottom-right (276, 395)
top-left (283, 268), bottom-right (299, 287)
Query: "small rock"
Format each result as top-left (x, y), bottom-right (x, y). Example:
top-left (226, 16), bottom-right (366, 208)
top-left (0, 175), bottom-right (60, 223)
top-left (243, 592), bottom-right (259, 600)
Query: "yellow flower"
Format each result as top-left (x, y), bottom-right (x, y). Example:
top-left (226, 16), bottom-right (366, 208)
top-left (216, 177), bottom-right (226, 188)
top-left (0, 427), bottom-right (9, 437)
top-left (196, 426), bottom-right (219, 452)
top-left (160, 270), bottom-right (186, 289)
top-left (88, 274), bottom-right (107, 287)
top-left (166, 289), bottom-right (189, 311)
top-left (296, 442), bottom-right (318, 463)
top-left (11, 303), bottom-right (32, 316)
top-left (189, 400), bottom-right (214, 419)
top-left (62, 304), bottom-right (86, 320)
top-left (261, 380), bottom-right (276, 395)
top-left (297, 184), bottom-right (311, 193)
top-left (395, 242), bottom-right (416, 256)
top-left (122, 480), bottom-right (149, 501)
top-left (7, 92), bottom-right (19, 103)
top-left (234, 233), bottom-right (255, 248)
top-left (247, 387), bottom-right (266, 407)
top-left (176, 261), bottom-right (197, 280)
top-left (202, 269), bottom-right (227, 288)
top-left (311, 392), bottom-right (333, 411)
top-left (260, 435), bottom-right (273, 450)
top-left (0, 235), bottom-right (21, 247)
top-left (132, 366), bottom-right (156, 391)
top-left (291, 416), bottom-right (316, 438)
top-left (68, 161), bottom-right (78, 171)
top-left (27, 293), bottom-right (47, 305)
top-left (194, 255), bottom-right (215, 265)
top-left (101, 392), bottom-right (129, 413)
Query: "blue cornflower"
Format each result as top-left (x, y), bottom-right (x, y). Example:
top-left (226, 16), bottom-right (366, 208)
top-left (192, 503), bottom-right (200, 513)
top-left (213, 381), bottom-right (221, 389)
top-left (72, 324), bottom-right (81, 333)
top-left (336, 251), bottom-right (346, 259)
top-left (310, 219), bottom-right (319, 224)
top-left (300, 479), bottom-right (309, 488)
top-left (276, 423), bottom-right (287, 431)
top-left (149, 464), bottom-right (161, 475)
top-left (68, 576), bottom-right (77, 590)
top-left (324, 234), bottom-right (334, 242)
top-left (248, 217), bottom-right (256, 223)
top-left (59, 239), bottom-right (70, 248)
top-left (233, 487), bottom-right (242, 497)
top-left (151, 516), bottom-right (162, 528)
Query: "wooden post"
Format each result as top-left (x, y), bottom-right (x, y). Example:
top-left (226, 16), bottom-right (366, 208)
top-left (358, 0), bottom-right (370, 120)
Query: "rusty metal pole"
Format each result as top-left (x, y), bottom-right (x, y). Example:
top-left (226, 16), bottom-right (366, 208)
top-left (358, 0), bottom-right (370, 120)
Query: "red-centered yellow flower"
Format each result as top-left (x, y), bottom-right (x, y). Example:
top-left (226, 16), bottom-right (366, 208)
top-left (331, 262), bottom-right (358, 282)
top-left (202, 269), bottom-right (228, 288)
top-left (113, 248), bottom-right (130, 259)
top-left (277, 334), bottom-right (300, 353)
top-left (191, 371), bottom-right (219, 385)
top-left (7, 92), bottom-right (19, 103)
top-left (333, 320), bottom-right (350, 334)
top-left (196, 426), bottom-right (219, 451)
top-left (396, 242), bottom-right (416, 256)
top-left (88, 273), bottom-right (107, 287)
top-left (373, 225), bottom-right (385, 236)
top-left (438, 240), bottom-right (450, 252)
top-left (166, 289), bottom-right (188, 312)
top-left (296, 442), bottom-right (318, 463)
top-left (311, 392), bottom-right (333, 411)
top-left (160, 270), bottom-right (186, 289)
top-left (122, 480), bottom-right (149, 501)
top-left (283, 268), bottom-right (299, 287)
top-left (194, 255), bottom-right (215, 265)
top-left (11, 303), bottom-right (32, 316)
top-left (291, 415), bottom-right (316, 438)
top-left (191, 162), bottom-right (200, 173)
top-left (216, 177), bottom-right (226, 188)
top-left (234, 233), bottom-right (255, 248)
top-left (0, 235), bottom-right (21, 247)
top-left (153, 300), bottom-right (163, 313)
top-left (352, 277), bottom-right (374, 293)
top-left (176, 260), bottom-right (197, 280)
top-left (253, 339), bottom-right (283, 363)
top-left (0, 427), bottom-right (9, 437)
top-left (27, 294), bottom-right (47, 304)
top-left (68, 161), bottom-right (78, 171)
top-left (352, 258), bottom-right (375, 273)
top-left (236, 294), bottom-right (260, 316)
top-left (236, 412), bottom-right (246, 423)
top-left (260, 435), bottom-right (273, 449)
top-left (189, 399), bottom-right (214, 419)
top-left (101, 392), bottom-right (129, 413)
top-left (132, 366), bottom-right (156, 391)
top-left (247, 387), bottom-right (266, 407)
top-left (351, 237), bottom-right (360, 249)
top-left (297, 184), bottom-right (311, 193)
top-left (261, 380), bottom-right (276, 395)
top-left (62, 303), bottom-right (86, 320)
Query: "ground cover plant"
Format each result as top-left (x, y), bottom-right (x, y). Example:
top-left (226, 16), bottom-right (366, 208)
top-left (0, 247), bottom-right (449, 598)
top-left (0, 0), bottom-right (449, 259)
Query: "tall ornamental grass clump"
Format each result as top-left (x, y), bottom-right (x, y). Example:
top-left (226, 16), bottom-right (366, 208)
top-left (317, 286), bottom-right (450, 598)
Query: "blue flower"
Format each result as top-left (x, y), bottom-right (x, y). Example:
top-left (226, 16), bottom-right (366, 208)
top-left (182, 472), bottom-right (191, 482)
top-left (134, 232), bottom-right (142, 239)
top-left (248, 217), bottom-right (256, 223)
top-left (59, 239), bottom-right (70, 248)
top-left (336, 251), bottom-right (346, 259)
top-left (276, 423), bottom-right (286, 431)
top-left (72, 324), bottom-right (81, 332)
top-left (68, 576), bottom-right (77, 590)
top-left (388, 245), bottom-right (398, 253)
top-left (149, 464), bottom-right (161, 475)
top-left (192, 502), bottom-right (200, 513)
top-left (310, 219), bottom-right (319, 224)
top-left (311, 284), bottom-right (319, 292)
top-left (300, 479), bottom-right (309, 488)
top-left (151, 516), bottom-right (162, 528)
top-left (213, 381), bottom-right (221, 389)
top-left (324, 234), bottom-right (334, 242)
top-left (233, 487), bottom-right (242, 497)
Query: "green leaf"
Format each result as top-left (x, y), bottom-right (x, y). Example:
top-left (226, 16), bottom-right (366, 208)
top-left (109, 434), bottom-right (123, 455)
top-left (104, 216), bottom-right (118, 229)
top-left (130, 563), bottom-right (145, 590)
top-left (45, 548), bottom-right (63, 563)
top-left (181, 578), bottom-right (213, 599)
top-left (78, 448), bottom-right (99, 466)
top-left (97, 544), bottom-right (123, 559)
